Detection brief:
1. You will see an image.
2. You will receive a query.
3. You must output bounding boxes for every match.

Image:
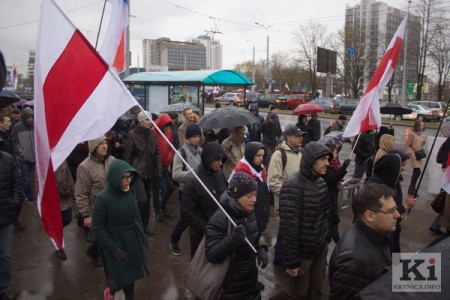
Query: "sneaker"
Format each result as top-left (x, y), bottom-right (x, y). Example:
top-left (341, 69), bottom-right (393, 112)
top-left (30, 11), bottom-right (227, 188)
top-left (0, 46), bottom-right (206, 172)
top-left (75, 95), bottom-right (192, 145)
top-left (55, 249), bottom-right (67, 260)
top-left (170, 243), bottom-right (181, 256)
top-left (104, 288), bottom-right (114, 300)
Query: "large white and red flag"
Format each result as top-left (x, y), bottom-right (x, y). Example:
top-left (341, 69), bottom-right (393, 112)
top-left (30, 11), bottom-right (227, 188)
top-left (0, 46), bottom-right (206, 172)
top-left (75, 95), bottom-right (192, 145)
top-left (35, 0), bottom-right (138, 250)
top-left (100, 0), bottom-right (128, 73)
top-left (442, 167), bottom-right (450, 194)
top-left (11, 63), bottom-right (17, 90)
top-left (343, 16), bottom-right (407, 138)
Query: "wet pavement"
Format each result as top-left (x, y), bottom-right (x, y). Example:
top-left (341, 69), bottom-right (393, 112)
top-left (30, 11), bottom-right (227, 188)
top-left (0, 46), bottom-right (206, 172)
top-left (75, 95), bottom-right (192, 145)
top-left (10, 120), bottom-right (443, 300)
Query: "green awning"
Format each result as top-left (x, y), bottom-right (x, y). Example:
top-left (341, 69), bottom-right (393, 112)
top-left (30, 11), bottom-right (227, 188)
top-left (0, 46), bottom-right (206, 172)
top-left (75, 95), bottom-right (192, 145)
top-left (123, 70), bottom-right (254, 86)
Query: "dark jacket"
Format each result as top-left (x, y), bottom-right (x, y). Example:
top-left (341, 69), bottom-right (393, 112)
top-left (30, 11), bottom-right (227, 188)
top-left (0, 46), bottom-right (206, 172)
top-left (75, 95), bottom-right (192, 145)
top-left (279, 142), bottom-right (331, 267)
top-left (0, 130), bottom-right (13, 155)
top-left (11, 107), bottom-right (35, 162)
top-left (295, 114), bottom-right (311, 146)
top-left (0, 150), bottom-right (23, 227)
top-left (205, 191), bottom-right (262, 300)
top-left (437, 138), bottom-right (450, 169)
top-left (322, 163), bottom-right (348, 225)
top-left (329, 218), bottom-right (391, 300)
top-left (92, 159), bottom-right (148, 289)
top-left (256, 121), bottom-right (282, 150)
top-left (123, 125), bottom-right (162, 179)
top-left (307, 118), bottom-right (321, 141)
top-left (353, 131), bottom-right (376, 164)
top-left (181, 142), bottom-right (227, 235)
top-left (246, 113), bottom-right (265, 143)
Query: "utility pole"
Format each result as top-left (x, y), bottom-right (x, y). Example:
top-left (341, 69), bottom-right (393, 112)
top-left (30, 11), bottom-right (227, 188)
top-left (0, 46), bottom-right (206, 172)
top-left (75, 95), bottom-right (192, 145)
top-left (255, 22), bottom-right (270, 86)
top-left (401, 1), bottom-right (411, 104)
top-left (247, 40), bottom-right (256, 91)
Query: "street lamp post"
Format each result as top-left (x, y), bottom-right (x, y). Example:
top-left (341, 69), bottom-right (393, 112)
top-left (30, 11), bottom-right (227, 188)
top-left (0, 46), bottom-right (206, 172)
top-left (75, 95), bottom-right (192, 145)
top-left (247, 40), bottom-right (256, 91)
top-left (255, 22), bottom-right (270, 83)
top-left (401, 0), bottom-right (412, 104)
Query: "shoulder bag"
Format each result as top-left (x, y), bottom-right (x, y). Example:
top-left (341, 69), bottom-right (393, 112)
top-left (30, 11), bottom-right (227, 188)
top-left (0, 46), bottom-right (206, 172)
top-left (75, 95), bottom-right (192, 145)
top-left (431, 191), bottom-right (446, 213)
top-left (410, 135), bottom-right (426, 160)
top-left (184, 220), bottom-right (232, 300)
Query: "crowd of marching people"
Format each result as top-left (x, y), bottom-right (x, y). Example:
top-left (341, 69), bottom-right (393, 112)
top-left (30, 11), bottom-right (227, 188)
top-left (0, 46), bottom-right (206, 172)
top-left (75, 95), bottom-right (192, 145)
top-left (2, 96), bottom-right (450, 300)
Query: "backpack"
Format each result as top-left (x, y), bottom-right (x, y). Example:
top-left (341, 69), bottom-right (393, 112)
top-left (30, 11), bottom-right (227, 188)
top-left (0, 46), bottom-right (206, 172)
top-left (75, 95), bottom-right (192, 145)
top-left (276, 148), bottom-right (287, 171)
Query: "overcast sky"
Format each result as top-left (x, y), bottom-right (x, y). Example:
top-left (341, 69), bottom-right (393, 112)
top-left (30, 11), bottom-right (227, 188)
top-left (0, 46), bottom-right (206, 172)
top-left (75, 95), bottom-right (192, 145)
top-left (0, 0), bottom-right (410, 76)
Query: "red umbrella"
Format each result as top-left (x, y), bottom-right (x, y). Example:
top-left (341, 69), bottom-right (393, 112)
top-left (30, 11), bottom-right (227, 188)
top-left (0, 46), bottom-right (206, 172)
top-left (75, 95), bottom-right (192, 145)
top-left (293, 103), bottom-right (325, 115)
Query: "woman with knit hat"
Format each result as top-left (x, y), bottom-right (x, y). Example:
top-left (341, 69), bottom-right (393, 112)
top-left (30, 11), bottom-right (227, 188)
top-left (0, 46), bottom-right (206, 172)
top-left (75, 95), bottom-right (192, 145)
top-left (205, 172), bottom-right (268, 300)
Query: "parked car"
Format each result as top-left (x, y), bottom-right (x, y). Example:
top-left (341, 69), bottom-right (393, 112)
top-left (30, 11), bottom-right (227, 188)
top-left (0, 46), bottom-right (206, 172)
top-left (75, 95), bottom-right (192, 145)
top-left (277, 94), bottom-right (313, 109)
top-left (308, 98), bottom-right (334, 113)
top-left (214, 92), bottom-right (243, 106)
top-left (406, 104), bottom-right (440, 121)
top-left (250, 93), bottom-right (281, 108)
top-left (244, 92), bottom-right (261, 104)
top-left (331, 98), bottom-right (359, 114)
top-left (409, 101), bottom-right (446, 118)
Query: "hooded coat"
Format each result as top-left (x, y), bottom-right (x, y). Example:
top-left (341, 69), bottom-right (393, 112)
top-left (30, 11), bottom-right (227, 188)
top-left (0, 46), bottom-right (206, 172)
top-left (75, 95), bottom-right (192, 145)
top-left (0, 150), bottom-right (23, 227)
top-left (181, 142), bottom-right (227, 236)
top-left (279, 142), bottom-right (332, 267)
top-left (75, 136), bottom-right (115, 217)
top-left (155, 113), bottom-right (174, 167)
top-left (230, 142), bottom-right (270, 233)
top-left (11, 107), bottom-right (35, 162)
top-left (295, 114), bottom-right (311, 146)
top-left (205, 191), bottom-right (262, 300)
top-left (373, 134), bottom-right (395, 165)
top-left (92, 159), bottom-right (148, 289)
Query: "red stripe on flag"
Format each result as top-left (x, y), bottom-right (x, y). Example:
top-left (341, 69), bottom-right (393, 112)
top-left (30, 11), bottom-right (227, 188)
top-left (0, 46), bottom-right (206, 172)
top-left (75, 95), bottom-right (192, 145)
top-left (43, 30), bottom-right (108, 149)
top-left (113, 31), bottom-right (125, 71)
top-left (41, 160), bottom-right (64, 249)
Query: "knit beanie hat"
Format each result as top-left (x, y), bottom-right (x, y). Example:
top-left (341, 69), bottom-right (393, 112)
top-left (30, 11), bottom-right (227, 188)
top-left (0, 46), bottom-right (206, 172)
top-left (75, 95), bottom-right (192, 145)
top-left (229, 172), bottom-right (258, 199)
top-left (185, 124), bottom-right (202, 139)
top-left (138, 111), bottom-right (150, 122)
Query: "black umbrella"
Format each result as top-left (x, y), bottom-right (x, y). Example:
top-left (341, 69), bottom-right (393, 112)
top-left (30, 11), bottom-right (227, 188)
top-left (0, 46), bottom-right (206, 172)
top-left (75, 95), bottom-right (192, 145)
top-left (198, 107), bottom-right (259, 130)
top-left (0, 90), bottom-right (21, 107)
top-left (380, 102), bottom-right (413, 115)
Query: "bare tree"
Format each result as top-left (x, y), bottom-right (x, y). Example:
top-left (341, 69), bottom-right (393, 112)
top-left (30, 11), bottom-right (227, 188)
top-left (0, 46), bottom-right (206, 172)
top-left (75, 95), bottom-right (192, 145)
top-left (234, 59), bottom-right (266, 89)
top-left (270, 51), bottom-right (290, 91)
top-left (428, 20), bottom-right (450, 101)
top-left (293, 22), bottom-right (331, 95)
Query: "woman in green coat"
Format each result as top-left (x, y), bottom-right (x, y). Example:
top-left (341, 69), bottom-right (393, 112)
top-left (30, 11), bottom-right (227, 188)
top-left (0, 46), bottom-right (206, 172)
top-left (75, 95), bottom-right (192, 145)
top-left (93, 159), bottom-right (148, 300)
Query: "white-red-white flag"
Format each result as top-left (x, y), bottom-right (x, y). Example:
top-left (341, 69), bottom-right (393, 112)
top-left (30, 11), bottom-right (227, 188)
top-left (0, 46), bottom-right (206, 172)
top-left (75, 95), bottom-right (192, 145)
top-left (100, 0), bottom-right (128, 73)
top-left (343, 17), bottom-right (407, 138)
top-left (12, 63), bottom-right (17, 90)
top-left (34, 0), bottom-right (138, 250)
top-left (442, 167), bottom-right (450, 194)
top-left (285, 82), bottom-right (290, 91)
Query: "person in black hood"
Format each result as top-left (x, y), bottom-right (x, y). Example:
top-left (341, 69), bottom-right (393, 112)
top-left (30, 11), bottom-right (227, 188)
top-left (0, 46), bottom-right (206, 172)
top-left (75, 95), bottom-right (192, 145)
top-left (366, 151), bottom-right (416, 253)
top-left (230, 142), bottom-right (270, 233)
top-left (295, 114), bottom-right (311, 147)
top-left (181, 142), bottom-right (227, 257)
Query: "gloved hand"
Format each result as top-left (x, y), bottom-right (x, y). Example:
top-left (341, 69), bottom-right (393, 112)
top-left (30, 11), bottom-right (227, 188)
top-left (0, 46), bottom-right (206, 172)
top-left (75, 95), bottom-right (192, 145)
top-left (257, 247), bottom-right (268, 269)
top-left (342, 159), bottom-right (351, 168)
top-left (231, 224), bottom-right (246, 243)
top-left (113, 248), bottom-right (128, 262)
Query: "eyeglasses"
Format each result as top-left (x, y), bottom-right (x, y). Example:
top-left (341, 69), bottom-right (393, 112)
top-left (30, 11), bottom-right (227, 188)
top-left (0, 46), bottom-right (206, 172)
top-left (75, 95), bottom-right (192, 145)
top-left (121, 174), bottom-right (133, 181)
top-left (372, 207), bottom-right (398, 215)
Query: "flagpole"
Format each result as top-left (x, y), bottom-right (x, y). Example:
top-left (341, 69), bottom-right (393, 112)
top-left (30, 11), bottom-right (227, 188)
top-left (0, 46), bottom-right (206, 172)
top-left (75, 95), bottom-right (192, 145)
top-left (137, 108), bottom-right (257, 253)
top-left (95, 0), bottom-right (108, 50)
top-left (348, 132), bottom-right (361, 160)
top-left (407, 97), bottom-right (450, 214)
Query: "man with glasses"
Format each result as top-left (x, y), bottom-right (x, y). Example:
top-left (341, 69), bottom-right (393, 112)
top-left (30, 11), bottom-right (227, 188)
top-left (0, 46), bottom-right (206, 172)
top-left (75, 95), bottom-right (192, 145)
top-left (329, 183), bottom-right (399, 300)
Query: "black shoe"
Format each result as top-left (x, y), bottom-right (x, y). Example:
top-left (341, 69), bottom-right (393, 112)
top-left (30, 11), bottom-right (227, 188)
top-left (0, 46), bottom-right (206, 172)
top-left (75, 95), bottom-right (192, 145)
top-left (170, 243), bottom-right (181, 256)
top-left (14, 220), bottom-right (25, 231)
top-left (91, 257), bottom-right (102, 267)
top-left (144, 227), bottom-right (156, 236)
top-left (257, 281), bottom-right (265, 291)
top-left (273, 258), bottom-right (283, 266)
top-left (429, 226), bottom-right (445, 235)
top-left (155, 213), bottom-right (165, 223)
top-left (84, 228), bottom-right (93, 243)
top-left (55, 249), bottom-right (67, 260)
top-left (162, 207), bottom-right (171, 218)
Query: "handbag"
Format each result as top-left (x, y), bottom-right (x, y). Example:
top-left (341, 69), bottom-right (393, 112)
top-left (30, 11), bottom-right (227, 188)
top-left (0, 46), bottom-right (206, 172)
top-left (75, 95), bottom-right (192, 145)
top-left (411, 135), bottom-right (426, 160)
top-left (184, 221), bottom-right (232, 300)
top-left (431, 191), bottom-right (446, 213)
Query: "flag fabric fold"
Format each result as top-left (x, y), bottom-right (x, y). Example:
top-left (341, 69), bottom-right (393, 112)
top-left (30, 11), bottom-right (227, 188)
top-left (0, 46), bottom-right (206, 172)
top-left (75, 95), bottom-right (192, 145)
top-left (100, 0), bottom-right (129, 73)
top-left (343, 16), bottom-right (407, 138)
top-left (35, 0), bottom-right (138, 249)
top-left (12, 63), bottom-right (17, 90)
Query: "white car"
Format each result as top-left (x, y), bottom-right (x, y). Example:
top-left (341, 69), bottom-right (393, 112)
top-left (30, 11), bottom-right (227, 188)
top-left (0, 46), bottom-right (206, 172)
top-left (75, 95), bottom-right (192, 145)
top-left (406, 104), bottom-right (440, 121)
top-left (214, 93), bottom-right (243, 106)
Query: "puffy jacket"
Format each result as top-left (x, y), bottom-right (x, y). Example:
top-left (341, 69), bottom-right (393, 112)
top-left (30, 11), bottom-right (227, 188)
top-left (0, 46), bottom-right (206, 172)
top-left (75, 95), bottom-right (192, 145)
top-left (11, 107), bottom-right (35, 162)
top-left (181, 143), bottom-right (227, 235)
top-left (0, 151), bottom-right (23, 227)
top-left (205, 191), bottom-right (262, 300)
top-left (155, 113), bottom-right (174, 167)
top-left (75, 136), bottom-right (115, 217)
top-left (279, 142), bottom-right (331, 267)
top-left (123, 125), bottom-right (162, 179)
top-left (329, 218), bottom-right (391, 300)
top-left (0, 130), bottom-right (13, 156)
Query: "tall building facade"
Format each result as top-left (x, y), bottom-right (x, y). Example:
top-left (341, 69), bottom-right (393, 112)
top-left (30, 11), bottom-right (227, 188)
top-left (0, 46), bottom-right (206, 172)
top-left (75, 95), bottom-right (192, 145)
top-left (345, 0), bottom-right (421, 98)
top-left (142, 38), bottom-right (206, 71)
top-left (186, 35), bottom-right (222, 70)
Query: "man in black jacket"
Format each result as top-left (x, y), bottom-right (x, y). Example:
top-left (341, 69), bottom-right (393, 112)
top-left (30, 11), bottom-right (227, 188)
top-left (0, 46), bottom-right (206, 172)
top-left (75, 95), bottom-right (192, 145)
top-left (0, 139), bottom-right (23, 300)
top-left (329, 183), bottom-right (399, 300)
top-left (270, 142), bottom-right (331, 300)
top-left (352, 130), bottom-right (376, 181)
top-left (181, 142), bottom-right (227, 257)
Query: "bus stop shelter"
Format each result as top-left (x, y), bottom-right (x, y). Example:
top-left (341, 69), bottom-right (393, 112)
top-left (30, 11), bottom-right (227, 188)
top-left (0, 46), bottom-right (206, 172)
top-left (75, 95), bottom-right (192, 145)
top-left (123, 70), bottom-right (254, 115)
